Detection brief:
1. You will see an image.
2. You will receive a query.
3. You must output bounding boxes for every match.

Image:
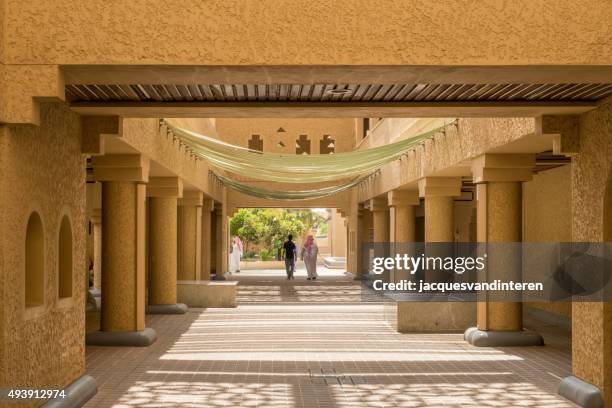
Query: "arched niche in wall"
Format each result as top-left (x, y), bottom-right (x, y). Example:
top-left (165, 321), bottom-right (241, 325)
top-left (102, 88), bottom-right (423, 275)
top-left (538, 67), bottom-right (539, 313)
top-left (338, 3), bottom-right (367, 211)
top-left (25, 212), bottom-right (45, 308)
top-left (58, 215), bottom-right (73, 299)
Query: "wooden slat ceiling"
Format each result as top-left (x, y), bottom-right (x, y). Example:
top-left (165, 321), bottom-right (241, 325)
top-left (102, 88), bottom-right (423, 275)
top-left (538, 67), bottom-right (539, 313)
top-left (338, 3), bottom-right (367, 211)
top-left (65, 83), bottom-right (612, 103)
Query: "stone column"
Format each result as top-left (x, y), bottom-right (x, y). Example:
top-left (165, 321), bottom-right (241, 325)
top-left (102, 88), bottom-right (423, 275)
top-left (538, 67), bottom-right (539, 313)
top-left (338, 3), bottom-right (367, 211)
top-left (87, 154), bottom-right (156, 346)
top-left (354, 205), bottom-right (371, 279)
top-left (369, 197), bottom-right (390, 242)
top-left (465, 153), bottom-right (543, 347)
top-left (146, 177), bottom-right (187, 315)
top-left (369, 197), bottom-right (390, 281)
top-left (178, 191), bottom-right (203, 281)
top-left (418, 178), bottom-right (461, 243)
top-left (200, 199), bottom-right (214, 281)
top-left (388, 190), bottom-right (419, 243)
top-left (213, 202), bottom-right (229, 280)
top-left (388, 190), bottom-right (419, 282)
top-left (91, 209), bottom-right (102, 290)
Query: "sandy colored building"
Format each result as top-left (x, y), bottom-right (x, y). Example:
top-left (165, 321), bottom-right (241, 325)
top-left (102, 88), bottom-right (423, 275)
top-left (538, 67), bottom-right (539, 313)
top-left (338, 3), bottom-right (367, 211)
top-left (0, 1), bottom-right (611, 407)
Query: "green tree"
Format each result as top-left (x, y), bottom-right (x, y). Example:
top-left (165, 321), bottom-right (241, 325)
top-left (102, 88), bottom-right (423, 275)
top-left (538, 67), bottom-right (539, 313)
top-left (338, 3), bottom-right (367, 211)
top-left (230, 209), bottom-right (326, 258)
top-left (229, 209), bottom-right (264, 254)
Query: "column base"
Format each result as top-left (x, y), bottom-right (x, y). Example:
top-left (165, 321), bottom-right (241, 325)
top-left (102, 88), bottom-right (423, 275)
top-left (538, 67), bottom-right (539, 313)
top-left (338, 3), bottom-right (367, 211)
top-left (86, 327), bottom-right (157, 347)
top-left (146, 303), bottom-right (188, 315)
top-left (212, 274), bottom-right (226, 281)
top-left (464, 327), bottom-right (544, 347)
top-left (558, 376), bottom-right (604, 408)
top-left (42, 374), bottom-right (97, 408)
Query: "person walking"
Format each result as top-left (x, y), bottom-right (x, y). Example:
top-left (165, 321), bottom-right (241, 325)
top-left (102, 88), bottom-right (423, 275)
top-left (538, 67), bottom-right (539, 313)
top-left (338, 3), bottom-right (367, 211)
top-left (282, 234), bottom-right (297, 280)
top-left (229, 236), bottom-right (243, 274)
top-left (301, 235), bottom-right (319, 280)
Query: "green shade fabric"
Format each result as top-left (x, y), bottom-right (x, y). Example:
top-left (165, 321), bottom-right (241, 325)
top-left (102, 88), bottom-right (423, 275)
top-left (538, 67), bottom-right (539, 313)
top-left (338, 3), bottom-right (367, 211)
top-left (167, 122), bottom-right (443, 183)
top-left (215, 172), bottom-right (370, 200)
top-left (164, 120), bottom-right (449, 200)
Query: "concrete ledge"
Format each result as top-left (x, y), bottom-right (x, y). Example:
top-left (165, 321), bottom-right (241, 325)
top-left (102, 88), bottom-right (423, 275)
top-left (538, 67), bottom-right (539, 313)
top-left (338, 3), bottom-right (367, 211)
top-left (146, 303), bottom-right (188, 315)
top-left (558, 376), bottom-right (604, 408)
top-left (178, 280), bottom-right (237, 308)
top-left (43, 374), bottom-right (97, 408)
top-left (86, 327), bottom-right (157, 347)
top-left (464, 327), bottom-right (544, 347)
top-left (386, 300), bottom-right (475, 333)
top-left (323, 256), bottom-right (346, 269)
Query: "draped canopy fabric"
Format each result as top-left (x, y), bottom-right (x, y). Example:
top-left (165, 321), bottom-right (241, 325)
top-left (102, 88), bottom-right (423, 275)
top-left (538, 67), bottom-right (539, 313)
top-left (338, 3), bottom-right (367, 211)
top-left (215, 172), bottom-right (370, 200)
top-left (164, 120), bottom-right (448, 200)
top-left (167, 122), bottom-right (444, 183)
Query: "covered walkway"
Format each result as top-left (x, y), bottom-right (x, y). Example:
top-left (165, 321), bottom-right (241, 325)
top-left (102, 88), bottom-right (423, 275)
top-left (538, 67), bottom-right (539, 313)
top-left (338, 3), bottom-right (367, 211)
top-left (85, 272), bottom-right (575, 407)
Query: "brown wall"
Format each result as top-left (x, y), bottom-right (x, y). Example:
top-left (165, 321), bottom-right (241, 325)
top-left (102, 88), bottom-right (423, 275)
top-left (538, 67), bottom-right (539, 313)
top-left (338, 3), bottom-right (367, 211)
top-left (0, 102), bottom-right (86, 389)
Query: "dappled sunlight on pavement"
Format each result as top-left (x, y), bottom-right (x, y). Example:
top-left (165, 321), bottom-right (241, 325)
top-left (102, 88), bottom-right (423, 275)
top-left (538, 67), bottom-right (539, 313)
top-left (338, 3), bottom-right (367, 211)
top-left (85, 271), bottom-right (575, 407)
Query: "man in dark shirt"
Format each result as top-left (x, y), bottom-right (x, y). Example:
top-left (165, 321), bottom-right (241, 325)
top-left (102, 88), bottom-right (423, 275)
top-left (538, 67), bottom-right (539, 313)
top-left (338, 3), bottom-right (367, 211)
top-left (282, 234), bottom-right (297, 280)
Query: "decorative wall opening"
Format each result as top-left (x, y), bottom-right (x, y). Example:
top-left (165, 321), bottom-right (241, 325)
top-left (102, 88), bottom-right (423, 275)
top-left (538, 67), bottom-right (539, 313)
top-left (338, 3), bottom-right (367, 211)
top-left (296, 135), bottom-right (310, 155)
top-left (25, 212), bottom-right (44, 308)
top-left (58, 215), bottom-right (73, 299)
top-left (320, 135), bottom-right (336, 154)
top-left (248, 134), bottom-right (264, 152)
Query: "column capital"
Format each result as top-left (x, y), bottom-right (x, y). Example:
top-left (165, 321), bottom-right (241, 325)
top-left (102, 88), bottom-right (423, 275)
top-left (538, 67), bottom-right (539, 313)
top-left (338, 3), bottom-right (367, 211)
top-left (202, 198), bottom-right (215, 212)
top-left (369, 197), bottom-right (389, 212)
top-left (178, 190), bottom-right (204, 206)
top-left (388, 190), bottom-right (419, 207)
top-left (147, 177), bottom-right (184, 198)
top-left (418, 177), bottom-right (461, 197)
top-left (471, 153), bottom-right (535, 183)
top-left (92, 154), bottom-right (149, 183)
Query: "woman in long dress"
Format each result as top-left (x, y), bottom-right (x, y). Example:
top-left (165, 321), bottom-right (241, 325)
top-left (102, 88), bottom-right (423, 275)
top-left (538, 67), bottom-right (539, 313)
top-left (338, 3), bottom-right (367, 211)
top-left (229, 236), bottom-right (243, 274)
top-left (301, 235), bottom-right (318, 280)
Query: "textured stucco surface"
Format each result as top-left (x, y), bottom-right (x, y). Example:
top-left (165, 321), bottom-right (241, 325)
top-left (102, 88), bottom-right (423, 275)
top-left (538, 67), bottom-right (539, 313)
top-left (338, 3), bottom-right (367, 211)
top-left (177, 206), bottom-right (199, 281)
top-left (476, 182), bottom-right (523, 332)
top-left (570, 96), bottom-right (612, 404)
top-left (424, 196), bottom-right (454, 242)
top-left (0, 102), bottom-right (85, 390)
top-left (148, 198), bottom-right (178, 305)
top-left (101, 181), bottom-right (146, 332)
top-left (120, 119), bottom-right (223, 203)
top-left (3, 0), bottom-right (611, 65)
top-left (523, 165), bottom-right (572, 318)
top-left (358, 118), bottom-right (536, 202)
top-left (215, 118), bottom-right (356, 154)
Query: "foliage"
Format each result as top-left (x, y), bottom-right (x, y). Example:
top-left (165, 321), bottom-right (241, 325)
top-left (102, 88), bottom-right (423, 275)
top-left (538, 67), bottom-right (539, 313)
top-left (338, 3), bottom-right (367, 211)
top-left (230, 208), bottom-right (327, 255)
top-left (259, 248), bottom-right (275, 261)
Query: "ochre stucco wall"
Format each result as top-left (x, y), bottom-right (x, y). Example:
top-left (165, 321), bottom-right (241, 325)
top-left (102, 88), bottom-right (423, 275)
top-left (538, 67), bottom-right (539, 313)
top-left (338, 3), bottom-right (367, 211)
top-left (3, 0), bottom-right (610, 65)
top-left (523, 164), bottom-right (572, 318)
top-left (0, 102), bottom-right (86, 390)
top-left (570, 96), bottom-right (612, 403)
top-left (215, 118), bottom-right (355, 154)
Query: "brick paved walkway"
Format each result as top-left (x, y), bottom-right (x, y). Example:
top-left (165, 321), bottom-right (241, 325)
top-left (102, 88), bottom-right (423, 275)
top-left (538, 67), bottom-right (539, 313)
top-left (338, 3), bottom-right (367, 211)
top-left (85, 269), bottom-right (575, 407)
